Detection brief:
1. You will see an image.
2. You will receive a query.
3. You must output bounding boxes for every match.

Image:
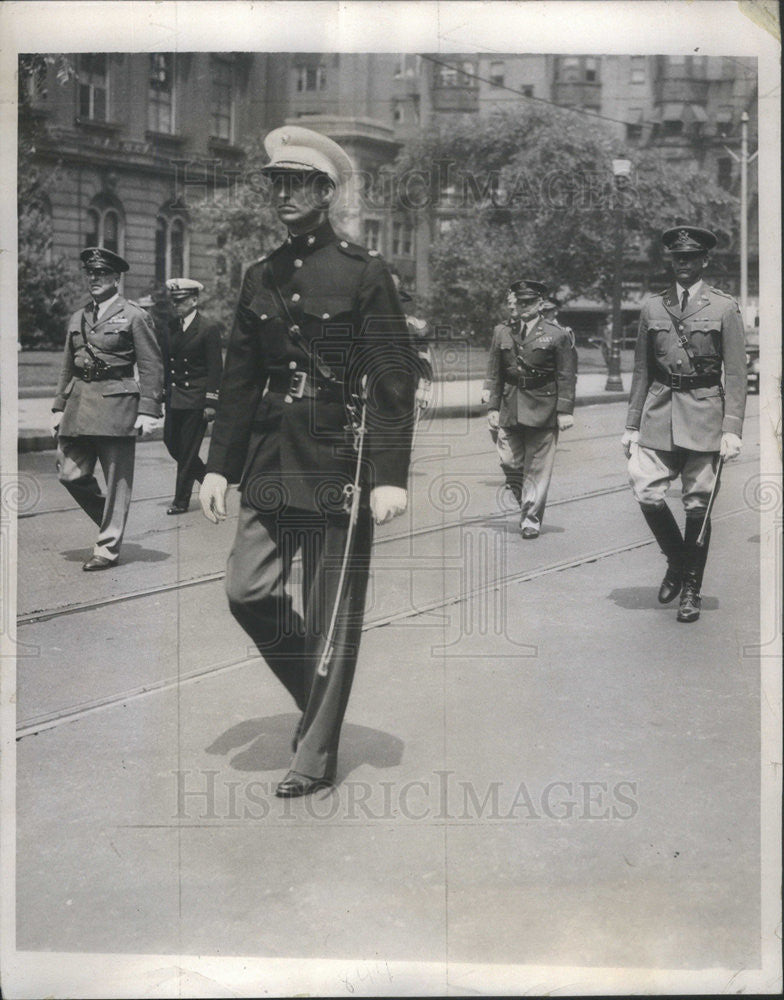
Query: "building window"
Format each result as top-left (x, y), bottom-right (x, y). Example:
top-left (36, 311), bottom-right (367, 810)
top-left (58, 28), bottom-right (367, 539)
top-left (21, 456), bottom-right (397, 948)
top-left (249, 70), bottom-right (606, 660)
top-left (86, 204), bottom-right (123, 255)
top-left (520, 85), bottom-right (534, 98)
top-left (717, 157), bottom-right (733, 189)
top-left (559, 56), bottom-right (581, 82)
top-left (626, 110), bottom-right (643, 142)
top-left (78, 54), bottom-right (108, 121)
top-left (148, 53), bottom-right (175, 133)
top-left (630, 56), bottom-right (646, 84)
top-left (436, 64), bottom-right (459, 87)
top-left (394, 54), bottom-right (420, 78)
top-left (662, 119), bottom-right (683, 137)
top-left (210, 59), bottom-right (234, 141)
top-left (585, 58), bottom-right (598, 82)
top-left (489, 61), bottom-right (505, 88)
top-left (392, 221), bottom-right (414, 257)
top-left (363, 219), bottom-right (381, 251)
top-left (393, 102), bottom-right (404, 123)
top-left (295, 64), bottom-right (327, 92)
top-left (155, 214), bottom-right (189, 284)
top-left (668, 55), bottom-right (686, 66)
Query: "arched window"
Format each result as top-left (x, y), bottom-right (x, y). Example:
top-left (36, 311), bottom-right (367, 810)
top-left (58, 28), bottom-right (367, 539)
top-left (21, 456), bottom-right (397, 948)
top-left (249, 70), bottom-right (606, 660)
top-left (155, 212), bottom-right (189, 284)
top-left (85, 199), bottom-right (125, 255)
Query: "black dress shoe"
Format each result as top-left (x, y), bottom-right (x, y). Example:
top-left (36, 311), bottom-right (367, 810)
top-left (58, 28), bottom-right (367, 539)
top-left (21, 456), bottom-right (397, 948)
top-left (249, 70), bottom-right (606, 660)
top-left (658, 566), bottom-right (682, 604)
top-left (82, 555), bottom-right (116, 572)
top-left (521, 526), bottom-right (540, 540)
top-left (275, 771), bottom-right (332, 798)
top-left (167, 503), bottom-right (189, 515)
top-left (676, 582), bottom-right (702, 623)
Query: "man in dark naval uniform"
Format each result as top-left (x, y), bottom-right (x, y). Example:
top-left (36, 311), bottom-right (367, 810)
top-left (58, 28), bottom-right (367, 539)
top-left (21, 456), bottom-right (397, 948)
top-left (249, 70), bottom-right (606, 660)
top-left (621, 226), bottom-right (746, 623)
top-left (199, 126), bottom-right (417, 797)
top-left (485, 279), bottom-right (577, 538)
top-left (51, 247), bottom-right (163, 570)
top-left (163, 278), bottom-right (223, 514)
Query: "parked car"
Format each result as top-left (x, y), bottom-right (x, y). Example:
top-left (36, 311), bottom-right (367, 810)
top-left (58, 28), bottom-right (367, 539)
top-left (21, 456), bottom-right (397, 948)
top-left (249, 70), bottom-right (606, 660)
top-left (746, 328), bottom-right (760, 394)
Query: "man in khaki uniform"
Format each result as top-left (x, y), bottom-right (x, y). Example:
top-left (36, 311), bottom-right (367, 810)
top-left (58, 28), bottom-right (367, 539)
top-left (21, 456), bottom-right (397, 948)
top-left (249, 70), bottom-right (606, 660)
top-left (621, 226), bottom-right (746, 622)
top-left (51, 248), bottom-right (163, 570)
top-left (485, 279), bottom-right (577, 538)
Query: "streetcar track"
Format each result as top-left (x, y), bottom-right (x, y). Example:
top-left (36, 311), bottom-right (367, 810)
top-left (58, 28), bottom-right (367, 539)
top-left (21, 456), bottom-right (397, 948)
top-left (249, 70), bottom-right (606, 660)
top-left (17, 480), bottom-right (633, 625)
top-left (16, 428), bottom-right (629, 520)
top-left (15, 504), bottom-right (746, 739)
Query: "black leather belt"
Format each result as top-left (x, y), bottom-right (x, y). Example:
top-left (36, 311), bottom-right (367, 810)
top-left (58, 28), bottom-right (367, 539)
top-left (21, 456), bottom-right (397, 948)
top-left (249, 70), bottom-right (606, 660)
top-left (267, 370), bottom-right (343, 402)
top-left (508, 372), bottom-right (555, 390)
top-left (661, 372), bottom-right (721, 391)
top-left (75, 364), bottom-right (135, 383)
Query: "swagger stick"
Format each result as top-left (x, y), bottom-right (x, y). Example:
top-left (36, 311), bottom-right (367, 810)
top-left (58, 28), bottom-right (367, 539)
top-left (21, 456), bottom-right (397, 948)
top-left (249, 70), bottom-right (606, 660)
top-left (315, 394), bottom-right (368, 678)
top-left (697, 455), bottom-right (724, 547)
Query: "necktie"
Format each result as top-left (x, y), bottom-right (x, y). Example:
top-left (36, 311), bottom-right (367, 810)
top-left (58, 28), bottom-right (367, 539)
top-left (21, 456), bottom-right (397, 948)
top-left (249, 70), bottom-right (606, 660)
top-left (91, 301), bottom-right (99, 324)
top-left (680, 289), bottom-right (689, 313)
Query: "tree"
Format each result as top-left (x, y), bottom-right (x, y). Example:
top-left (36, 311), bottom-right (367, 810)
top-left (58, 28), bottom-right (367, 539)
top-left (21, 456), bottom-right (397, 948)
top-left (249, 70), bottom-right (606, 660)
top-left (394, 105), bottom-right (738, 341)
top-left (17, 55), bottom-right (81, 349)
top-left (188, 139), bottom-right (284, 334)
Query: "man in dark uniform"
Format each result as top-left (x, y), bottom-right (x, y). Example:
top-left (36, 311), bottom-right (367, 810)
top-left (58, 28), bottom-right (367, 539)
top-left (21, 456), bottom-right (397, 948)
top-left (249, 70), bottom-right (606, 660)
top-left (199, 126), bottom-right (417, 797)
top-left (485, 279), bottom-right (577, 538)
top-left (50, 247), bottom-right (163, 570)
top-left (163, 278), bottom-right (223, 514)
top-left (621, 226), bottom-right (746, 623)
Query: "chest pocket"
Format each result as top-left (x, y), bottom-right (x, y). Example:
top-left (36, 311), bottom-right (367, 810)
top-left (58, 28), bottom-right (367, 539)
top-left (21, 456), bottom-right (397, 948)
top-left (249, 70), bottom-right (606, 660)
top-left (95, 323), bottom-right (133, 354)
top-left (685, 319), bottom-right (720, 357)
top-left (647, 323), bottom-right (675, 358)
top-left (249, 289), bottom-right (280, 322)
top-left (301, 294), bottom-right (354, 322)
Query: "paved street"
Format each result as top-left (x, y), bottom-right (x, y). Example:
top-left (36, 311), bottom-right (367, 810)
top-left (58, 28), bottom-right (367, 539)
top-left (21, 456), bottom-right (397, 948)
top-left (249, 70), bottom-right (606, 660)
top-left (13, 397), bottom-right (764, 985)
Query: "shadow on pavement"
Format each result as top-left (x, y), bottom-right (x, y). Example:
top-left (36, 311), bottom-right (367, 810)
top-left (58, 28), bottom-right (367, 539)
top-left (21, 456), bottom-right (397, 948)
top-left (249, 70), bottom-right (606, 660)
top-left (59, 543), bottom-right (171, 564)
top-left (608, 586), bottom-right (719, 611)
top-left (206, 713), bottom-right (404, 778)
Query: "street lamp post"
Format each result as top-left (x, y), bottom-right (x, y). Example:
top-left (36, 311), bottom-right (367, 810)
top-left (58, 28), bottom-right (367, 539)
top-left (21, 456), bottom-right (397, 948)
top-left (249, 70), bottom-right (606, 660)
top-left (605, 158), bottom-right (632, 392)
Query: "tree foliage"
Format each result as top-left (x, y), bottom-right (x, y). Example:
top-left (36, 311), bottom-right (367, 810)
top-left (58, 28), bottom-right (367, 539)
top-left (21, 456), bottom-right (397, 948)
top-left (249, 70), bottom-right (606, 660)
top-left (188, 139), bottom-right (284, 333)
top-left (394, 105), bottom-right (738, 341)
top-left (17, 55), bottom-right (82, 349)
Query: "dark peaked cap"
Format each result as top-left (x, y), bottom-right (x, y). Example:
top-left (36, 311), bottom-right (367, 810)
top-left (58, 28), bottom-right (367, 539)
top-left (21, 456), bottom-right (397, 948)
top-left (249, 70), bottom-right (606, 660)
top-left (662, 226), bottom-right (718, 253)
top-left (80, 246), bottom-right (129, 273)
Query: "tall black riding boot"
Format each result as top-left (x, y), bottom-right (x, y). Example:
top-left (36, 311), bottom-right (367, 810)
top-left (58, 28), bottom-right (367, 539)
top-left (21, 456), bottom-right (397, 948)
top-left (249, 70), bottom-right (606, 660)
top-left (677, 513), bottom-right (710, 623)
top-left (641, 503), bottom-right (684, 603)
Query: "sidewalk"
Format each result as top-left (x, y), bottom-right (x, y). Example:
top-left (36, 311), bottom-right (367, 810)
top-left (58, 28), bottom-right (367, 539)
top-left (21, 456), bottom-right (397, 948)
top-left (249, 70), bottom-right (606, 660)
top-left (16, 373), bottom-right (629, 453)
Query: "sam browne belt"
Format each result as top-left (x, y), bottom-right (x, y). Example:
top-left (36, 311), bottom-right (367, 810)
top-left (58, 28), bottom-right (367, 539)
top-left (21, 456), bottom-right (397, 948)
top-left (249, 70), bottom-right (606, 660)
top-left (267, 370), bottom-right (344, 402)
top-left (660, 371), bottom-right (722, 391)
top-left (75, 364), bottom-right (135, 383)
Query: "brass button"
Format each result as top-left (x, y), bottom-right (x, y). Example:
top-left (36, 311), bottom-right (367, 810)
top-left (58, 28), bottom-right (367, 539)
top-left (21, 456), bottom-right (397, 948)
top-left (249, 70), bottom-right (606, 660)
top-left (289, 361), bottom-right (297, 370)
top-left (340, 241), bottom-right (348, 248)
top-left (260, 313), bottom-right (268, 320)
top-left (291, 293), bottom-right (301, 303)
top-left (322, 313), bottom-right (330, 320)
top-left (307, 235), bottom-right (315, 246)
top-left (294, 259), bottom-right (303, 268)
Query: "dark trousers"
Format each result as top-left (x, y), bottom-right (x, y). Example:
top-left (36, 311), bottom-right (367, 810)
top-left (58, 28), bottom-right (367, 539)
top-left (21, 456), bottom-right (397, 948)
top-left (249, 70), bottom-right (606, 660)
top-left (225, 502), bottom-right (373, 781)
top-left (164, 408), bottom-right (207, 506)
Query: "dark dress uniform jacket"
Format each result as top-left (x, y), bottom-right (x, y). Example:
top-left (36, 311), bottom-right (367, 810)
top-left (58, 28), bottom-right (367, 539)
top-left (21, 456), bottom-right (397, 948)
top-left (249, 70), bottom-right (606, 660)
top-left (626, 284), bottom-right (747, 452)
top-left (165, 312), bottom-right (223, 410)
top-left (206, 221), bottom-right (418, 513)
top-left (485, 316), bottom-right (577, 428)
top-left (53, 296), bottom-right (163, 436)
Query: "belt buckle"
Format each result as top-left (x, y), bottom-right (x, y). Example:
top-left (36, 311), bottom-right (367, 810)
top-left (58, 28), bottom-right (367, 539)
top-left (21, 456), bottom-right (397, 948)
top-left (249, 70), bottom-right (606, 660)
top-left (670, 372), bottom-right (682, 389)
top-left (288, 370), bottom-right (306, 399)
top-left (81, 367), bottom-right (94, 383)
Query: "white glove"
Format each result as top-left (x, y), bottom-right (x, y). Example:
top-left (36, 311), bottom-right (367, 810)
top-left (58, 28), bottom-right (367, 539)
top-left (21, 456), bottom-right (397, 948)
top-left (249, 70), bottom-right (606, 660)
top-left (50, 410), bottom-right (62, 439)
top-left (480, 388), bottom-right (490, 405)
top-left (134, 414), bottom-right (159, 437)
top-left (621, 428), bottom-right (640, 459)
top-left (200, 473), bottom-right (228, 523)
top-left (415, 379), bottom-right (432, 409)
top-left (370, 485), bottom-right (407, 525)
top-left (557, 413), bottom-right (574, 431)
top-left (487, 409), bottom-right (500, 430)
top-left (720, 432), bottom-right (742, 461)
